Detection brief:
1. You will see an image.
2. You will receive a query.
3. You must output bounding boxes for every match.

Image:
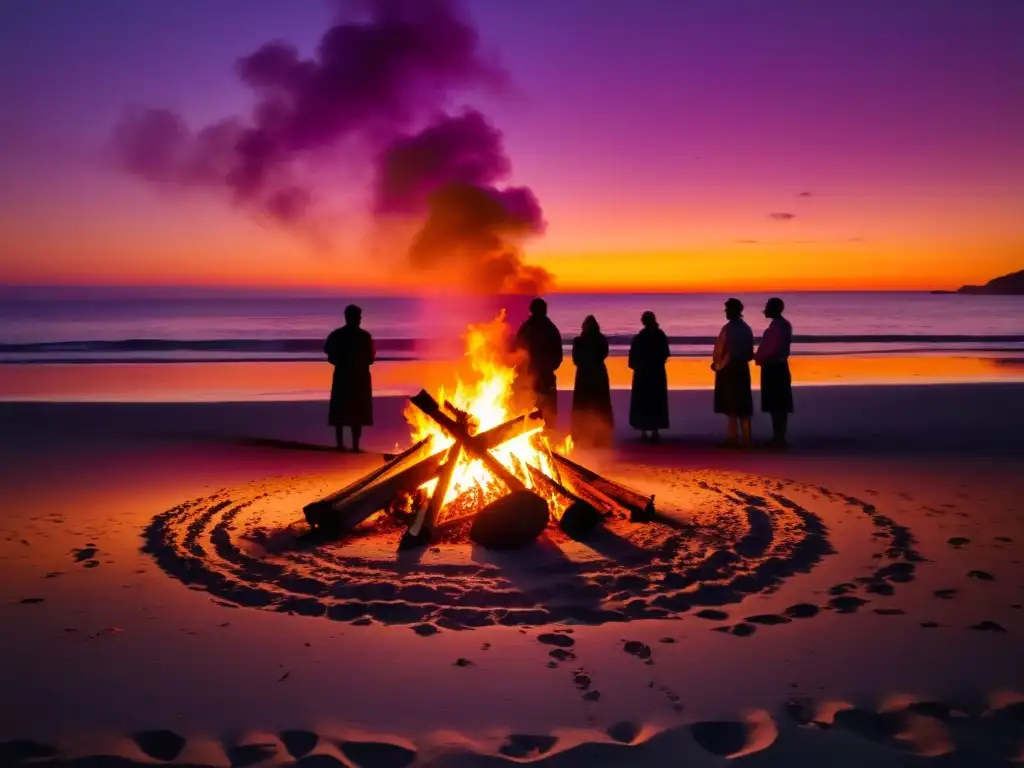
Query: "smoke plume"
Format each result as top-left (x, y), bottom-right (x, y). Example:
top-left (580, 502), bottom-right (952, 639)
top-left (111, 0), bottom-right (551, 293)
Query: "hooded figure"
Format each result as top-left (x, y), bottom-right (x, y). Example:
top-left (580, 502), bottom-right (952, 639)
top-left (712, 298), bottom-right (754, 447)
top-left (628, 310), bottom-right (670, 441)
top-left (514, 297), bottom-right (563, 424)
top-left (325, 304), bottom-right (375, 452)
top-left (754, 296), bottom-right (794, 448)
top-left (571, 315), bottom-right (613, 447)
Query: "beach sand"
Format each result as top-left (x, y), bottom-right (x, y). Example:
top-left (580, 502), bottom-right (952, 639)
top-left (2, 384), bottom-right (1023, 766)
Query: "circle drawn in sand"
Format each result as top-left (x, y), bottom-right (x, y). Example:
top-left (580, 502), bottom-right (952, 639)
top-left (142, 468), bottom-right (920, 630)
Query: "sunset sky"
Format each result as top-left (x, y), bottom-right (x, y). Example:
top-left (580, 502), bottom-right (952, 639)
top-left (1, 0), bottom-right (1022, 292)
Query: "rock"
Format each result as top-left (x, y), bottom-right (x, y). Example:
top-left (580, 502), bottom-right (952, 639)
top-left (558, 500), bottom-right (601, 540)
top-left (470, 491), bottom-right (549, 549)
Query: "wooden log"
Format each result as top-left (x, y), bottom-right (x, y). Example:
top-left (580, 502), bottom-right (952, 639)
top-left (550, 452), bottom-right (655, 519)
top-left (408, 443), bottom-right (463, 538)
top-left (549, 459), bottom-right (629, 516)
top-left (525, 465), bottom-right (602, 539)
top-left (317, 438), bottom-right (430, 507)
top-left (409, 390), bottom-right (528, 494)
top-left (304, 408), bottom-right (544, 535)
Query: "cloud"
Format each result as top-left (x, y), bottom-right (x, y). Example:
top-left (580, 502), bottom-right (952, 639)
top-left (768, 212), bottom-right (796, 221)
top-left (796, 191), bottom-right (813, 198)
top-left (734, 239), bottom-right (760, 245)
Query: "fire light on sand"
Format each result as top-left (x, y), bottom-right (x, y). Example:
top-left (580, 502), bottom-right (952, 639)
top-left (404, 312), bottom-right (572, 524)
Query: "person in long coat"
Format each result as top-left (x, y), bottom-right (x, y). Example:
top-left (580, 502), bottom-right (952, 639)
top-left (711, 297), bottom-right (754, 447)
top-left (754, 296), bottom-right (794, 448)
top-left (571, 315), bottom-right (614, 447)
top-left (325, 304), bottom-right (375, 452)
top-left (628, 311), bottom-right (670, 441)
top-left (514, 297), bottom-right (564, 425)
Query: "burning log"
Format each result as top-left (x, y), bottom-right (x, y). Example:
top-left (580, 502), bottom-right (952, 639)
top-left (469, 490), bottom-right (550, 549)
top-left (304, 408), bottom-right (544, 536)
top-left (551, 453), bottom-right (656, 521)
top-left (316, 438), bottom-right (430, 509)
top-left (410, 390), bottom-right (529, 495)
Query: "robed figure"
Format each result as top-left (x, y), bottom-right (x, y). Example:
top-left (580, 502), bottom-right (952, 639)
top-left (628, 311), bottom-right (670, 441)
top-left (571, 315), bottom-right (614, 447)
top-left (711, 298), bottom-right (754, 447)
top-left (754, 297), bottom-right (794, 448)
top-left (325, 304), bottom-right (375, 452)
top-left (514, 298), bottom-right (564, 424)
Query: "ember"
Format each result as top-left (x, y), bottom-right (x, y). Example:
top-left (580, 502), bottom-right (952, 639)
top-left (304, 314), bottom-right (654, 549)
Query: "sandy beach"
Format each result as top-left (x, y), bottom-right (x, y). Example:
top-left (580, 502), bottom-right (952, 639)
top-left (1, 383), bottom-right (1022, 766)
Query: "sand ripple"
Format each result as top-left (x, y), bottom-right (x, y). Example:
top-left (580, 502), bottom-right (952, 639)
top-left (141, 468), bottom-right (921, 630)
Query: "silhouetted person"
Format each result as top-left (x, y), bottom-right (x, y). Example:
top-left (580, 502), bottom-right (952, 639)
top-left (755, 297), bottom-right (793, 448)
top-left (571, 315), bottom-right (613, 447)
top-left (325, 304), bottom-right (375, 452)
top-left (712, 298), bottom-right (754, 447)
top-left (514, 297), bottom-right (563, 424)
top-left (628, 311), bottom-right (670, 441)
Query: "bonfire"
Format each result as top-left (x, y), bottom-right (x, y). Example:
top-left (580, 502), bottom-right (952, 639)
top-left (304, 314), bottom-right (655, 549)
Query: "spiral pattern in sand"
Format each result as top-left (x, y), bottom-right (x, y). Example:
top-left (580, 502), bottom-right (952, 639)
top-left (142, 467), bottom-right (922, 629)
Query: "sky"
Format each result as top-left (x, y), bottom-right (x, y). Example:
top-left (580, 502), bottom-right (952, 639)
top-left (0, 0), bottom-right (1022, 292)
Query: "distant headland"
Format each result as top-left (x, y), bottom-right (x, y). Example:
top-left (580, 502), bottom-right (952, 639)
top-left (932, 269), bottom-right (1024, 295)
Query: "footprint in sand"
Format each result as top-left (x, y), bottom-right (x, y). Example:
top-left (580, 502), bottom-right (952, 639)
top-left (967, 570), bottom-right (995, 581)
top-left (934, 588), bottom-right (958, 600)
top-left (537, 633), bottom-right (575, 649)
top-left (133, 730), bottom-right (187, 762)
top-left (873, 608), bottom-right (906, 616)
top-left (573, 672), bottom-right (592, 691)
top-left (920, 621), bottom-right (941, 629)
top-left (947, 537), bottom-right (970, 548)
top-left (72, 546), bottom-right (97, 563)
top-left (412, 623), bottom-right (439, 637)
top-left (695, 609), bottom-right (729, 621)
top-left (829, 596), bottom-right (868, 614)
top-left (623, 640), bottom-right (652, 659)
top-left (690, 721), bottom-right (750, 757)
top-left (279, 730), bottom-right (318, 759)
top-left (18, 597), bottom-right (45, 605)
top-left (549, 648), bottom-right (575, 663)
top-left (454, 658), bottom-right (474, 667)
top-left (745, 614), bottom-right (791, 626)
top-left (714, 623), bottom-right (756, 637)
top-left (607, 722), bottom-right (641, 744)
top-left (784, 603), bottom-right (820, 619)
top-left (498, 734), bottom-right (558, 760)
top-left (969, 621), bottom-right (1007, 633)
top-left (339, 741), bottom-right (417, 768)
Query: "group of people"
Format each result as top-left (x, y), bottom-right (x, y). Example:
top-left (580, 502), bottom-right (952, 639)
top-left (324, 297), bottom-right (794, 452)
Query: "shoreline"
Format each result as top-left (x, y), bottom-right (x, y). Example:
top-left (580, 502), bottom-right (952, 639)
top-left (1, 354), bottom-right (1022, 404)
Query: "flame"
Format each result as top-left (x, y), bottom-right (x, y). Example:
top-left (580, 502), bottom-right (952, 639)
top-left (404, 312), bottom-right (573, 524)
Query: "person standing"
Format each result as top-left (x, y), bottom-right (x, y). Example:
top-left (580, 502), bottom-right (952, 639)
top-left (514, 297), bottom-right (564, 425)
top-left (754, 297), bottom-right (793, 448)
top-left (324, 304), bottom-right (375, 452)
top-left (571, 315), bottom-right (614, 447)
top-left (711, 298), bottom-right (754, 447)
top-left (628, 310), bottom-right (670, 442)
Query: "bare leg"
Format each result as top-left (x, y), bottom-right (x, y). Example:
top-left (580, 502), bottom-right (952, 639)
top-left (351, 425), bottom-right (363, 453)
top-left (740, 418), bottom-right (752, 447)
top-left (334, 426), bottom-right (347, 451)
top-left (726, 417), bottom-right (738, 444)
top-left (770, 413), bottom-right (789, 447)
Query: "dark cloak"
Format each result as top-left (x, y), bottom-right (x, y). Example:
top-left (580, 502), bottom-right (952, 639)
top-left (571, 330), bottom-right (613, 445)
top-left (628, 326), bottom-right (670, 430)
top-left (325, 325), bottom-right (375, 427)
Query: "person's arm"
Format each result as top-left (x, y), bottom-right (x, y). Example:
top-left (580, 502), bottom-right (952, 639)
top-left (711, 326), bottom-right (730, 371)
top-left (660, 331), bottom-right (670, 363)
top-left (754, 323), bottom-right (780, 365)
top-left (368, 336), bottom-right (376, 366)
top-left (599, 335), bottom-right (609, 361)
top-left (324, 332), bottom-right (337, 365)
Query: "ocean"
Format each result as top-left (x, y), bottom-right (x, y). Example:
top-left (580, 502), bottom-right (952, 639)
top-left (2, 288), bottom-right (1023, 365)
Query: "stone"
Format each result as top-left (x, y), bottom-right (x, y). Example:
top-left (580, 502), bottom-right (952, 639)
top-left (469, 490), bottom-right (549, 549)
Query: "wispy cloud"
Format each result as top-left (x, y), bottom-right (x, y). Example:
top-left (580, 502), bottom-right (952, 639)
top-left (735, 239), bottom-right (760, 244)
top-left (796, 191), bottom-right (813, 198)
top-left (768, 212), bottom-right (796, 221)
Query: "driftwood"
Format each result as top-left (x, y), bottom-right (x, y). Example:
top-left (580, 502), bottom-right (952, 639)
top-left (551, 452), bottom-right (655, 521)
top-left (316, 438), bottom-right (430, 509)
top-left (304, 408), bottom-right (544, 535)
top-left (526, 465), bottom-right (602, 539)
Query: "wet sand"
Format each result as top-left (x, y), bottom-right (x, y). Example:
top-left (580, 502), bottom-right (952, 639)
top-left (1, 384), bottom-right (1023, 766)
